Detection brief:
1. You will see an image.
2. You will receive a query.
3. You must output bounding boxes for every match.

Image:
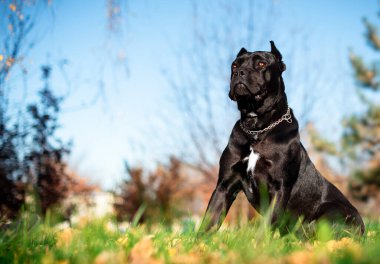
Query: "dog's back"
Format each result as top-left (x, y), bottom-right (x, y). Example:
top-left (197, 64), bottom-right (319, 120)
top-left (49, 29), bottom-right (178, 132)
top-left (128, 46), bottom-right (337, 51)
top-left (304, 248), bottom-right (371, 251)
top-left (287, 145), bottom-right (365, 234)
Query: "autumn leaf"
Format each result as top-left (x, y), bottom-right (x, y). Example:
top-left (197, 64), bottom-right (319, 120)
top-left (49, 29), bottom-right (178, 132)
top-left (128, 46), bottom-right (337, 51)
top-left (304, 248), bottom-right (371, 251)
top-left (56, 228), bottom-right (76, 248)
top-left (129, 235), bottom-right (162, 264)
top-left (326, 237), bottom-right (360, 252)
top-left (94, 250), bottom-right (127, 264)
top-left (286, 250), bottom-right (314, 264)
top-left (9, 4), bottom-right (16, 12)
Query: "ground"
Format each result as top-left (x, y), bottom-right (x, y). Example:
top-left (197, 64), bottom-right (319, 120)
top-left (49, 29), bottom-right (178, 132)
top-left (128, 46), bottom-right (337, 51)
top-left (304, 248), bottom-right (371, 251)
top-left (1, 214), bottom-right (380, 264)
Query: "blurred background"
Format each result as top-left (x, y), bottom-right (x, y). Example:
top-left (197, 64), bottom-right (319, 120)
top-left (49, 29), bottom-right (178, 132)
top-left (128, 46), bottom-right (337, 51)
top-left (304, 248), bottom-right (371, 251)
top-left (1, 0), bottom-right (379, 226)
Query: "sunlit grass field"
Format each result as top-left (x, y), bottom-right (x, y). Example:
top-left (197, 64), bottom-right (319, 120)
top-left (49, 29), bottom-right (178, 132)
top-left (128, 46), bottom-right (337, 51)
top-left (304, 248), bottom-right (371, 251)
top-left (1, 213), bottom-right (380, 264)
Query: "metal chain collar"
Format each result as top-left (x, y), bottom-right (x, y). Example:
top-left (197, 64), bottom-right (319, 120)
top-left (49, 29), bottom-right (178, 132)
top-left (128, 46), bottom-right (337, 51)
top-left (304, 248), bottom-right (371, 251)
top-left (239, 107), bottom-right (292, 135)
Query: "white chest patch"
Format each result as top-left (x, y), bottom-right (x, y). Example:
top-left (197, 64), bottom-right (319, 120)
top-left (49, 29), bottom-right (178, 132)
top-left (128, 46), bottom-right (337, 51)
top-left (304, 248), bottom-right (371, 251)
top-left (247, 147), bottom-right (260, 174)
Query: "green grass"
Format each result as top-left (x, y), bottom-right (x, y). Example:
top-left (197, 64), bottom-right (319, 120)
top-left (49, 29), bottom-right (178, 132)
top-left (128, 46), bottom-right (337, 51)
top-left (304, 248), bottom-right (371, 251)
top-left (1, 214), bottom-right (380, 263)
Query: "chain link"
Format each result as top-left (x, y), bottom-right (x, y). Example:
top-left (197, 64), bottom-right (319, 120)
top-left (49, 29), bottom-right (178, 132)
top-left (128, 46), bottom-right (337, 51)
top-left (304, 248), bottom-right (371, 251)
top-left (239, 107), bottom-right (292, 135)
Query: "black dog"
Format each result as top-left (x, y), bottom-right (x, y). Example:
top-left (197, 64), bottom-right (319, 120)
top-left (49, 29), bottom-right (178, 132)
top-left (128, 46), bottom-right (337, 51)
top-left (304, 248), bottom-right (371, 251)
top-left (199, 41), bottom-right (364, 234)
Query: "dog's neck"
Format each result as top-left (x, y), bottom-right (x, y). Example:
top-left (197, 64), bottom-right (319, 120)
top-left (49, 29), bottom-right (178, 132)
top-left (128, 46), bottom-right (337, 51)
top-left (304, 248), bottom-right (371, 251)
top-left (239, 95), bottom-right (288, 134)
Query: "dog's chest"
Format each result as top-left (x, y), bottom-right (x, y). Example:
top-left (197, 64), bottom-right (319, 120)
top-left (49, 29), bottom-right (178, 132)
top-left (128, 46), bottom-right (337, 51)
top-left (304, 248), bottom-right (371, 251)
top-left (242, 147), bottom-right (261, 194)
top-left (246, 147), bottom-right (260, 174)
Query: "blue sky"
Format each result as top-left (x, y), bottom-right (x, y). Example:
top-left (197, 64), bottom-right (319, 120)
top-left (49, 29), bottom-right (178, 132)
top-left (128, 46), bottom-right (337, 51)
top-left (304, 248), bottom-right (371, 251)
top-left (4, 0), bottom-right (378, 189)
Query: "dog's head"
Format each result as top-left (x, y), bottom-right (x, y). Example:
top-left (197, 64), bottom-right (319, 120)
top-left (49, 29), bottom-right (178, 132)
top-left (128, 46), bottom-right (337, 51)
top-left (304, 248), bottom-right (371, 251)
top-left (229, 41), bottom-right (286, 116)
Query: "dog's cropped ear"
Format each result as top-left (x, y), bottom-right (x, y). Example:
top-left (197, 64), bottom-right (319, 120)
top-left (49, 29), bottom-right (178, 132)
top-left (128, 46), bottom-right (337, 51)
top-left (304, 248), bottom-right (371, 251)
top-left (270, 41), bottom-right (286, 72)
top-left (270, 41), bottom-right (282, 60)
top-left (236, 47), bottom-right (247, 57)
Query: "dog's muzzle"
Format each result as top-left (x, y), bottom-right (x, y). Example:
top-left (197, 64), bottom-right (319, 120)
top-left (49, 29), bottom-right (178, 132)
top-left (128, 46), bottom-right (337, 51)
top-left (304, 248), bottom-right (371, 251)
top-left (229, 83), bottom-right (249, 101)
top-left (235, 83), bottom-right (250, 95)
top-left (230, 82), bottom-right (265, 102)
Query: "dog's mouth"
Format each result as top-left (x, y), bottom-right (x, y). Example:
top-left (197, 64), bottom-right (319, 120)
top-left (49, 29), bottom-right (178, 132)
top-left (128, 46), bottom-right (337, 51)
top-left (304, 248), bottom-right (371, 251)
top-left (233, 83), bottom-right (249, 97)
top-left (236, 83), bottom-right (247, 90)
top-left (232, 83), bottom-right (266, 102)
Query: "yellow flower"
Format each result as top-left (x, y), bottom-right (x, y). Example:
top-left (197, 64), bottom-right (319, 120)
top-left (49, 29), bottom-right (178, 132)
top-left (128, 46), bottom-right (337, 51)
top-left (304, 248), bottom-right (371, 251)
top-left (41, 255), bottom-right (53, 264)
top-left (117, 235), bottom-right (129, 246)
top-left (367, 231), bottom-right (376, 237)
top-left (41, 251), bottom-right (58, 264)
top-left (194, 242), bottom-right (208, 253)
top-left (168, 239), bottom-right (183, 258)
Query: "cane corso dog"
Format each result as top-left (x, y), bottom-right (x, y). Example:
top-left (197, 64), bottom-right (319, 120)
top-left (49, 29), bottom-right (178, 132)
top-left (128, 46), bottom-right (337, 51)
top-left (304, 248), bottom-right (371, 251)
top-left (199, 41), bottom-right (364, 234)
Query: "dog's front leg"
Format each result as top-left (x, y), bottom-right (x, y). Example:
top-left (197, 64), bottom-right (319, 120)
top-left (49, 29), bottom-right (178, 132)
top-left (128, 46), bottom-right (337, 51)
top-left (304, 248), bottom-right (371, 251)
top-left (199, 122), bottom-right (248, 233)
top-left (269, 185), bottom-right (291, 229)
top-left (198, 180), bottom-right (240, 233)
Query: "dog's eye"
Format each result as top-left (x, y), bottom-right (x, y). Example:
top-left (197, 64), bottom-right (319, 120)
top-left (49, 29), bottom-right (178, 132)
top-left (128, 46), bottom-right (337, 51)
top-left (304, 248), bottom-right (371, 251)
top-left (257, 61), bottom-right (267, 69)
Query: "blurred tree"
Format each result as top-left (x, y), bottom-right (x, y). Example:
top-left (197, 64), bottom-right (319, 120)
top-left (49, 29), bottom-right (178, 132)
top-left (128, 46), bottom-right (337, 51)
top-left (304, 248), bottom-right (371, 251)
top-left (0, 0), bottom-right (125, 220)
top-left (107, 0), bottom-right (122, 33)
top-left (343, 12), bottom-right (380, 201)
top-left (26, 65), bottom-right (72, 216)
top-left (1, 1), bottom-right (32, 88)
top-left (0, 1), bottom-right (52, 220)
top-left (114, 157), bottom-right (195, 224)
top-left (114, 165), bottom-right (146, 222)
top-left (0, 1), bottom-right (53, 92)
top-left (0, 111), bottom-right (25, 222)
